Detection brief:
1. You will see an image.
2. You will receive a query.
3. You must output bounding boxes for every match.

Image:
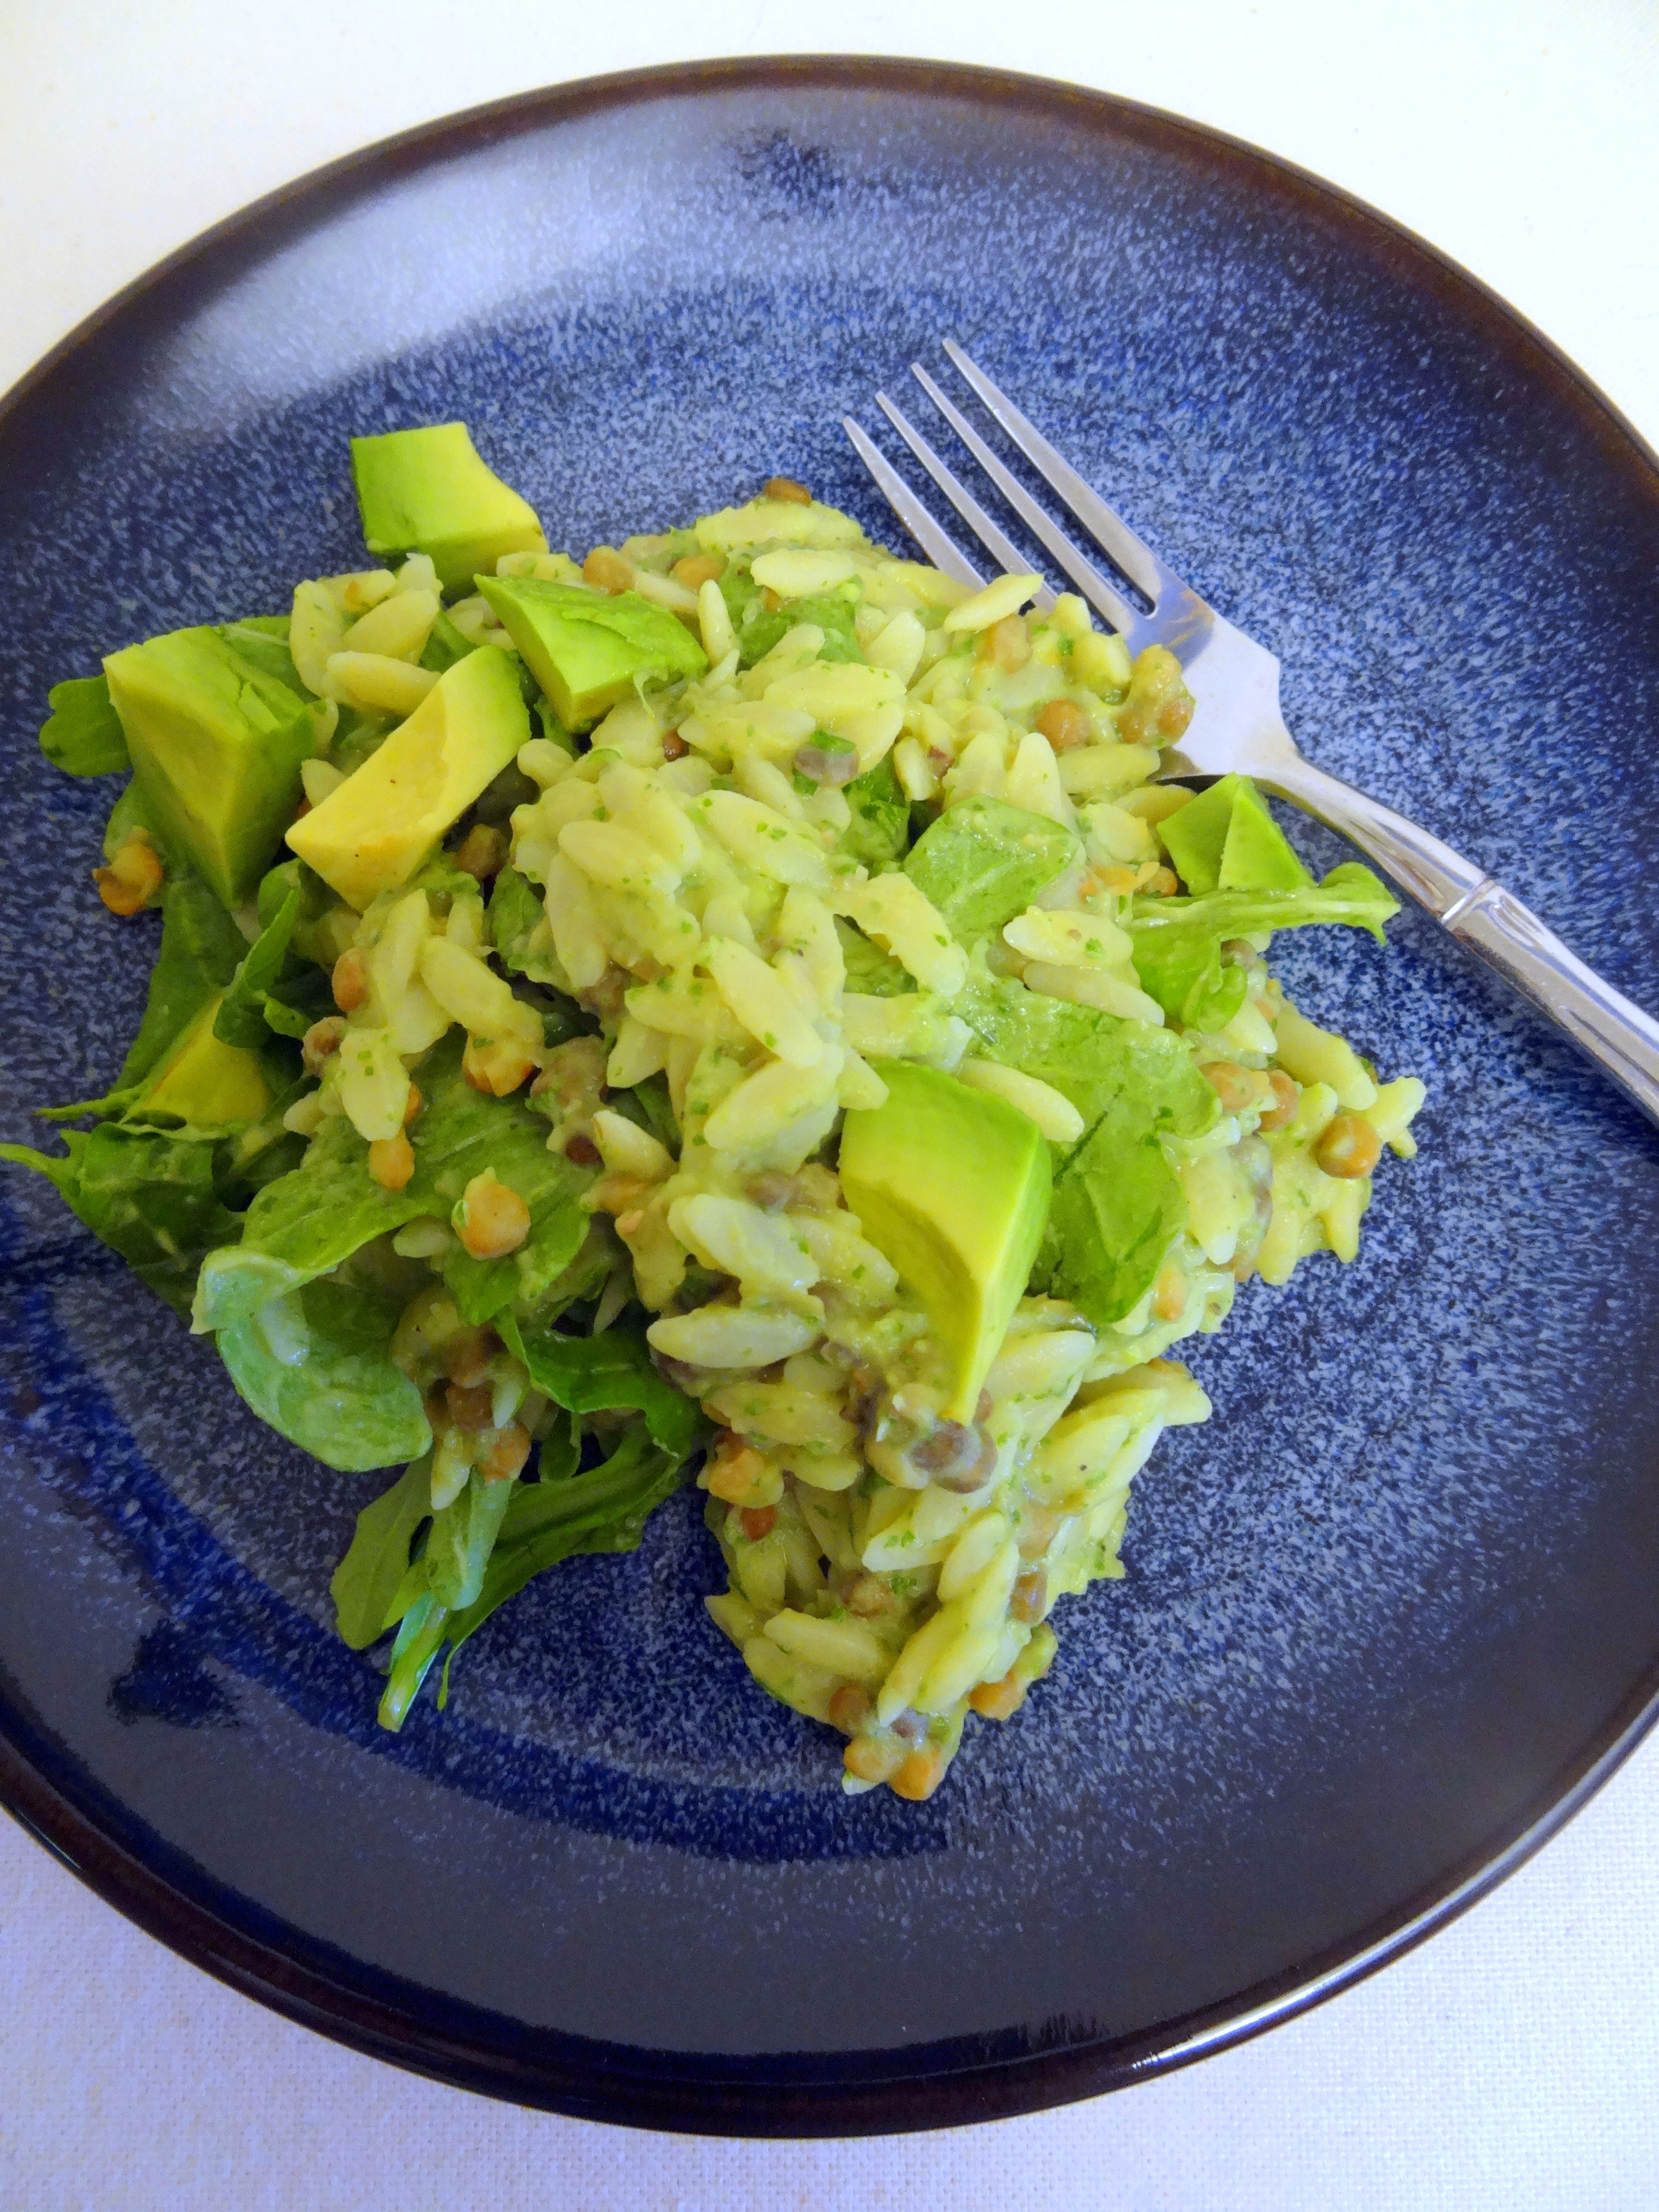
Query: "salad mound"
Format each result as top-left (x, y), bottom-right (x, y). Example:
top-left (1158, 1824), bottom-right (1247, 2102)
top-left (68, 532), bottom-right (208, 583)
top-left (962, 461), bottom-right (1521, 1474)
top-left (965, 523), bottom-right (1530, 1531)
top-left (7, 432), bottom-right (1426, 1800)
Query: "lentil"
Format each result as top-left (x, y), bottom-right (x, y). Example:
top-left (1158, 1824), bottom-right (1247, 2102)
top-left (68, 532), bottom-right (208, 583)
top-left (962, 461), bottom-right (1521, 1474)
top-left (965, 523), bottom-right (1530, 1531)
top-left (452, 1169), bottom-right (532, 1259)
top-left (1315, 1114), bottom-right (1382, 1179)
top-left (367, 1130), bottom-right (415, 1191)
top-left (1036, 697), bottom-right (1090, 751)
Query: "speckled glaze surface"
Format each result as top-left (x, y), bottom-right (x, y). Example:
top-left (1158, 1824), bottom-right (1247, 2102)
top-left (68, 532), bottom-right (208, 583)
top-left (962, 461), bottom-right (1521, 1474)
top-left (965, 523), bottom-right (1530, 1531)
top-left (2, 59), bottom-right (1658, 2135)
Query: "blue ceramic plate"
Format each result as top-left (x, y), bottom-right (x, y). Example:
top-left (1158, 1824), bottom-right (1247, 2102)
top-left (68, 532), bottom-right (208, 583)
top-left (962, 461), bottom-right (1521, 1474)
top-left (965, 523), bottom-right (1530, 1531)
top-left (3, 59), bottom-right (1658, 2136)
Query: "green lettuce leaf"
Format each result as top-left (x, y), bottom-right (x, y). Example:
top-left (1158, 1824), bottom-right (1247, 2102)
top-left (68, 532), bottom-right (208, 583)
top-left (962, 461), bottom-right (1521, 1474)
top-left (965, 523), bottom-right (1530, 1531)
top-left (40, 674), bottom-right (130, 776)
top-left (904, 794), bottom-right (1078, 946)
top-left (501, 1312), bottom-right (703, 1455)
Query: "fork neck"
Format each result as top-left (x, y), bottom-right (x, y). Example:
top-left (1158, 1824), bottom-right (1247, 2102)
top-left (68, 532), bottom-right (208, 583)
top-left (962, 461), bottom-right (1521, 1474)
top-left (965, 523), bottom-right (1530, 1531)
top-left (1252, 757), bottom-right (1488, 919)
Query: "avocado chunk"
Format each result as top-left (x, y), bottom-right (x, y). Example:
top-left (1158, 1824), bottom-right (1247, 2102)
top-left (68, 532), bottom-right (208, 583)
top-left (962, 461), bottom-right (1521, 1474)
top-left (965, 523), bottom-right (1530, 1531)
top-left (475, 575), bottom-right (707, 731)
top-left (104, 628), bottom-right (317, 909)
top-left (286, 646), bottom-right (528, 908)
top-left (838, 1061), bottom-right (1051, 1423)
top-left (1158, 773), bottom-right (1311, 896)
top-left (350, 423), bottom-right (547, 594)
top-left (138, 993), bottom-right (272, 1127)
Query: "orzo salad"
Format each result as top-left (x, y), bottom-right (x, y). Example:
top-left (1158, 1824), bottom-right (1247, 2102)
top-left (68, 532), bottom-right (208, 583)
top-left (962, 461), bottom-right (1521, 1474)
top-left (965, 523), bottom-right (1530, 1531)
top-left (5, 426), bottom-right (1424, 1800)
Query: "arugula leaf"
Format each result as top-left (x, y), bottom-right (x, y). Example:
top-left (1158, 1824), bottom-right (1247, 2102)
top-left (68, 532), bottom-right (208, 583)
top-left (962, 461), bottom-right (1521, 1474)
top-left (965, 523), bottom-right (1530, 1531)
top-left (40, 674), bottom-right (130, 776)
top-left (609, 1069), bottom-right (679, 1155)
top-left (501, 1312), bottom-right (703, 1455)
top-left (330, 1455), bottom-right (433, 1650)
top-left (118, 872), bottom-right (250, 1091)
top-left (1126, 863), bottom-right (1400, 1024)
top-left (904, 795), bottom-right (1078, 945)
top-left (530, 696), bottom-right (577, 753)
top-left (213, 889), bottom-right (301, 1048)
top-left (419, 610), bottom-right (480, 675)
top-left (1127, 862), bottom-right (1399, 951)
top-left (839, 755), bottom-right (910, 871)
top-left (192, 1033), bottom-right (592, 1333)
top-left (382, 1428), bottom-right (686, 1726)
top-left (216, 1291), bottom-right (430, 1472)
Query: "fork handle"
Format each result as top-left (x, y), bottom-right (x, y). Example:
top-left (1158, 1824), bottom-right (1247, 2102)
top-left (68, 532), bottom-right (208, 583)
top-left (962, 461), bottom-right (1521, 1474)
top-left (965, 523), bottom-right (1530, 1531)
top-left (1265, 759), bottom-right (1659, 1128)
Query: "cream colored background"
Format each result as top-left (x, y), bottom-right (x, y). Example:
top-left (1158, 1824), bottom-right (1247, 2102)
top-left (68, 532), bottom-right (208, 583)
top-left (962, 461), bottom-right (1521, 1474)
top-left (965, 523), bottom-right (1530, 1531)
top-left (3, 4), bottom-right (1658, 2205)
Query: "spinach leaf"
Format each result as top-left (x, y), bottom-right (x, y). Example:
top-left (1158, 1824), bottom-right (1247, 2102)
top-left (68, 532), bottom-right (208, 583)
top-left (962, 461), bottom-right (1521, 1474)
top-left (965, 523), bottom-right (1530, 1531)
top-left (441, 1131), bottom-right (590, 1327)
top-left (40, 674), bottom-right (130, 776)
top-left (839, 755), bottom-right (910, 871)
top-left (213, 889), bottom-right (301, 1048)
top-left (960, 977), bottom-right (1217, 1144)
top-left (487, 865), bottom-right (545, 975)
top-left (960, 978), bottom-right (1218, 1327)
top-left (501, 1312), bottom-right (703, 1455)
top-left (836, 919), bottom-right (913, 997)
top-left (192, 1033), bottom-right (592, 1333)
top-left (904, 795), bottom-right (1078, 945)
top-left (216, 1291), bottom-right (430, 1471)
top-left (1, 1124), bottom-right (241, 1315)
top-left (1042, 1119), bottom-right (1192, 1327)
top-left (753, 592), bottom-right (862, 664)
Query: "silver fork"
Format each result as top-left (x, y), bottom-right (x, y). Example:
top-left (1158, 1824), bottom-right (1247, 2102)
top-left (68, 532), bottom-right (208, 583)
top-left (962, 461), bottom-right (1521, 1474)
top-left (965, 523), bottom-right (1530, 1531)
top-left (844, 340), bottom-right (1659, 1129)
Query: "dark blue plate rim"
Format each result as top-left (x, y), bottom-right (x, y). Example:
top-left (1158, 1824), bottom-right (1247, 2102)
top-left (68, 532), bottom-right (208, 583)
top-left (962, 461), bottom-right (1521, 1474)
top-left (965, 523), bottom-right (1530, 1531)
top-left (4, 53), bottom-right (1658, 2138)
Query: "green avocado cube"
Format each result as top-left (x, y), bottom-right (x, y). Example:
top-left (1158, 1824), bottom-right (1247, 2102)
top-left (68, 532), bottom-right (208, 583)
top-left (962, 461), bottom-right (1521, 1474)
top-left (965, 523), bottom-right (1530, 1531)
top-left (475, 575), bottom-right (707, 731)
top-left (1158, 772), bottom-right (1311, 895)
top-left (104, 628), bottom-right (317, 909)
top-left (838, 1061), bottom-right (1051, 1423)
top-left (350, 423), bottom-right (547, 594)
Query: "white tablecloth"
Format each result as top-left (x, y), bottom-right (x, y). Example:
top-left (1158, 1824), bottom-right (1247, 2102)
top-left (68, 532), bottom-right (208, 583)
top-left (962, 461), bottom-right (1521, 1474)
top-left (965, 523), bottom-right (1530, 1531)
top-left (4, 5), bottom-right (1657, 2205)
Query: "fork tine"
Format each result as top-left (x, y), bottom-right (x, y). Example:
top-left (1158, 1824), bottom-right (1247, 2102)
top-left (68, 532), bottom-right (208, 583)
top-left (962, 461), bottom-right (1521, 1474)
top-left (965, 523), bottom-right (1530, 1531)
top-left (942, 338), bottom-right (1167, 606)
top-left (910, 363), bottom-right (1145, 641)
top-left (873, 392), bottom-right (1054, 610)
top-left (841, 415), bottom-right (984, 591)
